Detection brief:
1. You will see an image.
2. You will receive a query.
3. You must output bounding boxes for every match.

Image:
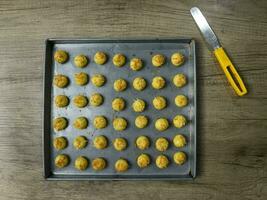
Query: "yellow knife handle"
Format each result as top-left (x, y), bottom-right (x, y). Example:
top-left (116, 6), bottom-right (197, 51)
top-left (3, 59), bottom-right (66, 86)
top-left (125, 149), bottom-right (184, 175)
top-left (214, 47), bottom-right (247, 96)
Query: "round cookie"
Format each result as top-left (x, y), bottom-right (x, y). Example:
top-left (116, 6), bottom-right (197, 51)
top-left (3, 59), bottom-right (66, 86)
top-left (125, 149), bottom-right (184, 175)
top-left (173, 115), bottom-right (187, 128)
top-left (133, 77), bottom-right (146, 91)
top-left (152, 76), bottom-right (165, 89)
top-left (113, 137), bottom-right (127, 151)
top-left (130, 58), bottom-right (143, 71)
top-left (112, 97), bottom-right (125, 111)
top-left (113, 79), bottom-right (127, 92)
top-left (137, 154), bottom-right (150, 168)
top-left (132, 99), bottom-right (146, 112)
top-left (53, 117), bottom-right (68, 131)
top-left (153, 96), bottom-right (167, 110)
top-left (155, 118), bottom-right (169, 131)
top-left (91, 74), bottom-right (106, 87)
top-left (74, 156), bottom-right (89, 170)
top-left (93, 116), bottom-right (107, 129)
top-left (54, 50), bottom-right (68, 64)
top-left (74, 72), bottom-right (89, 86)
top-left (93, 135), bottom-right (108, 149)
top-left (113, 117), bottom-right (127, 131)
top-left (173, 151), bottom-right (187, 165)
top-left (173, 134), bottom-right (187, 148)
top-left (73, 136), bottom-right (88, 150)
top-left (53, 74), bottom-right (69, 88)
top-left (173, 73), bottom-right (187, 88)
top-left (90, 93), bottom-right (103, 106)
top-left (55, 95), bottom-right (69, 108)
top-left (73, 95), bottom-right (88, 108)
top-left (175, 95), bottom-right (188, 107)
top-left (156, 155), bottom-right (169, 169)
top-left (135, 115), bottom-right (148, 129)
top-left (113, 53), bottom-right (126, 67)
top-left (74, 54), bottom-right (88, 68)
top-left (94, 51), bottom-right (107, 65)
top-left (155, 137), bottom-right (169, 152)
top-left (73, 117), bottom-right (88, 129)
top-left (152, 54), bottom-right (165, 67)
top-left (53, 136), bottom-right (68, 150)
top-left (55, 154), bottom-right (69, 168)
top-left (115, 159), bottom-right (129, 172)
top-left (135, 136), bottom-right (150, 150)
top-left (92, 157), bottom-right (107, 171)
top-left (171, 52), bottom-right (185, 66)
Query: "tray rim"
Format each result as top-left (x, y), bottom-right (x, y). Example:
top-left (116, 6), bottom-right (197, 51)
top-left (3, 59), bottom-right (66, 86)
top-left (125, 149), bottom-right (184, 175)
top-left (43, 38), bottom-right (197, 180)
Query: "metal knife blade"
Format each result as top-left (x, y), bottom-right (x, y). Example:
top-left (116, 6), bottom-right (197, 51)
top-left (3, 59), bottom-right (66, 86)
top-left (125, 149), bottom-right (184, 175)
top-left (190, 7), bottom-right (221, 50)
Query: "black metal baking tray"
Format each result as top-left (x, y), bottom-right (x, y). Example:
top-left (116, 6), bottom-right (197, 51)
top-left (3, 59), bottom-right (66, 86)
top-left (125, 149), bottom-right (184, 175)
top-left (43, 39), bottom-right (196, 180)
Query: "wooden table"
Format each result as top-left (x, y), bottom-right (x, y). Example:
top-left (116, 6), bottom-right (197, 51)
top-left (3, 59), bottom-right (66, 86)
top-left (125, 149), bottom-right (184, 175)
top-left (0, 0), bottom-right (266, 199)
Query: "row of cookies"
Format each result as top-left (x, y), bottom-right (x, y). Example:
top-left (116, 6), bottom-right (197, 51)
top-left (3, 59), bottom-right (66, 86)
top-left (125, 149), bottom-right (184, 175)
top-left (55, 151), bottom-right (187, 171)
top-left (54, 94), bottom-right (188, 110)
top-left (54, 49), bottom-right (185, 68)
top-left (53, 73), bottom-right (187, 89)
top-left (54, 134), bottom-right (187, 151)
top-left (53, 115), bottom-right (187, 132)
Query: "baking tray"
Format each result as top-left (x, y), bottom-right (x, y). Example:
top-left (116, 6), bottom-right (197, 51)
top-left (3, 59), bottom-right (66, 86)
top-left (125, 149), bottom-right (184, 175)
top-left (43, 39), bottom-right (196, 180)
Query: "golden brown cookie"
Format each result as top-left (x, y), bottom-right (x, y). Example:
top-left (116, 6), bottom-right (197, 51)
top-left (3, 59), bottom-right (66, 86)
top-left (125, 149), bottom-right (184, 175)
top-left (155, 118), bottom-right (169, 131)
top-left (74, 54), bottom-right (88, 68)
top-left (113, 53), bottom-right (126, 67)
top-left (156, 155), bottom-right (169, 169)
top-left (73, 136), bottom-right (88, 150)
top-left (94, 51), bottom-right (107, 65)
top-left (132, 99), bottom-right (146, 112)
top-left (173, 151), bottom-right (187, 165)
top-left (155, 137), bottom-right (169, 152)
top-left (152, 96), bottom-right (167, 110)
top-left (135, 115), bottom-right (148, 129)
top-left (152, 54), bottom-right (165, 67)
top-left (115, 159), bottom-right (129, 172)
top-left (91, 74), bottom-right (106, 87)
top-left (73, 117), bottom-right (88, 129)
top-left (92, 157), bottom-right (107, 171)
top-left (74, 156), bottom-right (89, 170)
top-left (171, 52), bottom-right (185, 66)
top-left (53, 74), bottom-right (69, 88)
top-left (89, 93), bottom-right (103, 106)
top-left (53, 117), bottom-right (68, 131)
top-left (55, 154), bottom-right (69, 168)
top-left (93, 116), bottom-right (107, 129)
top-left (152, 76), bottom-right (165, 89)
top-left (173, 134), bottom-right (187, 148)
top-left (112, 97), bottom-right (125, 111)
top-left (135, 136), bottom-right (150, 150)
top-left (137, 154), bottom-right (150, 168)
top-left (133, 77), bottom-right (146, 91)
top-left (74, 72), bottom-right (89, 86)
top-left (113, 117), bottom-right (127, 131)
top-left (130, 58), bottom-right (143, 71)
top-left (113, 79), bottom-right (127, 92)
top-left (54, 50), bottom-right (68, 64)
top-left (175, 95), bottom-right (188, 107)
top-left (54, 95), bottom-right (69, 108)
top-left (113, 137), bottom-right (127, 151)
top-left (173, 115), bottom-right (187, 128)
top-left (73, 95), bottom-right (88, 108)
top-left (93, 135), bottom-right (108, 149)
top-left (53, 136), bottom-right (68, 150)
top-left (173, 73), bottom-right (187, 88)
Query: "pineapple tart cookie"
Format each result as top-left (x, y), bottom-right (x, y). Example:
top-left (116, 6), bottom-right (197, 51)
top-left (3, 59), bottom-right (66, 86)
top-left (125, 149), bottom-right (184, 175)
top-left (74, 72), bottom-right (89, 86)
top-left (155, 137), bottom-right (169, 152)
top-left (93, 135), bottom-right (108, 149)
top-left (53, 136), bottom-right (68, 150)
top-left (113, 53), bottom-right (126, 67)
top-left (135, 115), bottom-right (148, 129)
top-left (152, 96), bottom-right (167, 110)
top-left (135, 136), bottom-right (150, 150)
top-left (137, 154), bottom-right (150, 168)
top-left (175, 95), bottom-right (188, 107)
top-left (74, 156), bottom-right (89, 170)
top-left (113, 117), bottom-right (127, 131)
top-left (156, 155), bottom-right (169, 169)
top-left (113, 137), bottom-right (127, 151)
top-left (112, 97), bottom-right (125, 111)
top-left (53, 117), bottom-right (68, 131)
top-left (53, 74), bottom-right (69, 88)
top-left (173, 134), bottom-right (187, 148)
top-left (94, 51), bottom-right (107, 65)
top-left (173, 151), bottom-right (187, 165)
top-left (90, 93), bottom-right (103, 106)
top-left (55, 154), bottom-right (69, 168)
top-left (171, 52), bottom-right (185, 66)
top-left (152, 76), bottom-right (165, 89)
top-left (130, 57), bottom-right (143, 71)
top-left (152, 54), bottom-right (165, 67)
top-left (173, 115), bottom-right (187, 128)
top-left (113, 78), bottom-right (127, 92)
top-left (54, 95), bottom-right (69, 108)
top-left (91, 74), bottom-right (106, 87)
top-left (92, 157), bottom-right (107, 171)
top-left (73, 117), bottom-right (88, 129)
top-left (115, 158), bottom-right (129, 172)
top-left (93, 116), bottom-right (107, 129)
top-left (155, 118), bottom-right (169, 131)
top-left (54, 50), bottom-right (68, 64)
top-left (73, 136), bottom-right (88, 150)
top-left (74, 54), bottom-right (88, 68)
top-left (73, 95), bottom-right (88, 108)
top-left (173, 73), bottom-right (187, 88)
top-left (132, 99), bottom-right (146, 112)
top-left (133, 77), bottom-right (146, 91)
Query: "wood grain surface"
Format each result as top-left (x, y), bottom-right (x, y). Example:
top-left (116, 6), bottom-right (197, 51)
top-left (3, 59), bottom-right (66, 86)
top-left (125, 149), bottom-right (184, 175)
top-left (0, 0), bottom-right (266, 199)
